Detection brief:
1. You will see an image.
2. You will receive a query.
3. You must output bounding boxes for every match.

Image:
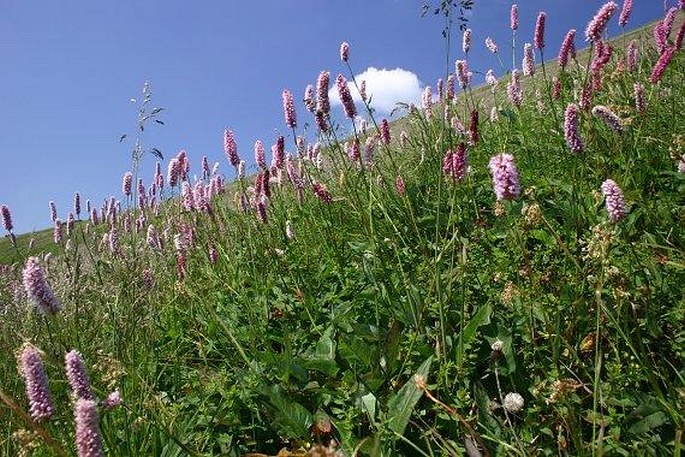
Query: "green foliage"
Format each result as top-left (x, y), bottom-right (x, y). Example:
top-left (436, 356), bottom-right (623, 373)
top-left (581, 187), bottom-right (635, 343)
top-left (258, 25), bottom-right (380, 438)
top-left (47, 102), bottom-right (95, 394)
top-left (1, 8), bottom-right (685, 457)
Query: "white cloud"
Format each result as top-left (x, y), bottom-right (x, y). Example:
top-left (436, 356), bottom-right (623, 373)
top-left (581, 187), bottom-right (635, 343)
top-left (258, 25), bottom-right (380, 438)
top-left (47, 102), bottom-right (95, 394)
top-left (328, 67), bottom-right (423, 117)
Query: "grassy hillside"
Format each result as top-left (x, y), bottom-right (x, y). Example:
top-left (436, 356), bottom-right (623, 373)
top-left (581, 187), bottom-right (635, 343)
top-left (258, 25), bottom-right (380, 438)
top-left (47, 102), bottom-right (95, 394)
top-left (1, 4), bottom-right (684, 457)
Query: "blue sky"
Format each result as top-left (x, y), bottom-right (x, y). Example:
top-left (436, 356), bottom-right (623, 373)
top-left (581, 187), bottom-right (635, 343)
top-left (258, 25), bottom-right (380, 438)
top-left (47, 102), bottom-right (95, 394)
top-left (0, 1), bottom-right (667, 234)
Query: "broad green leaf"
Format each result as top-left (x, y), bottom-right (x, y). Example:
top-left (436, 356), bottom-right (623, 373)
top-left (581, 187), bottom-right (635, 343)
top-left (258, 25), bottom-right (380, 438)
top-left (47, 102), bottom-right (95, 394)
top-left (455, 303), bottom-right (492, 364)
top-left (387, 356), bottom-right (433, 436)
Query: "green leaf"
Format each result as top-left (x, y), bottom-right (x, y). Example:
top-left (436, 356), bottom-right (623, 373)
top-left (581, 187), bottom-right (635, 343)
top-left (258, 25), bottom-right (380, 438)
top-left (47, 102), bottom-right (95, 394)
top-left (387, 356), bottom-right (433, 436)
top-left (628, 411), bottom-right (668, 435)
top-left (361, 392), bottom-right (377, 424)
top-left (265, 385), bottom-right (313, 439)
top-left (455, 303), bottom-right (492, 364)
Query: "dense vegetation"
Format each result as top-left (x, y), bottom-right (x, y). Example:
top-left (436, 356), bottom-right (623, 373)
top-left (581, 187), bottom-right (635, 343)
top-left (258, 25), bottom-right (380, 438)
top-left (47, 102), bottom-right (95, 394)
top-left (1, 2), bottom-right (684, 455)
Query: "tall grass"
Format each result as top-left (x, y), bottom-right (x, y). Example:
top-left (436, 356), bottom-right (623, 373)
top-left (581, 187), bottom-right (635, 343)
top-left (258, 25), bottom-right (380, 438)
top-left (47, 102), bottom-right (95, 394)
top-left (1, 2), bottom-right (685, 456)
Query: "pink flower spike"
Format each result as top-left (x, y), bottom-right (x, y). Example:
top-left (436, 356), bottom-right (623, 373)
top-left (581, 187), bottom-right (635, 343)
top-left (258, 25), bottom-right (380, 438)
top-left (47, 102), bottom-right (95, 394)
top-left (336, 74), bottom-right (357, 119)
top-left (489, 153), bottom-right (521, 201)
top-left (74, 399), bottom-right (104, 457)
top-left (18, 343), bottom-right (54, 422)
top-left (65, 350), bottom-right (94, 401)
top-left (282, 89), bottom-right (297, 129)
top-left (103, 389), bottom-right (122, 410)
top-left (601, 179), bottom-right (626, 222)
top-left (485, 37), bottom-right (499, 54)
top-left (558, 29), bottom-right (576, 70)
top-left (585, 2), bottom-right (618, 42)
top-left (1, 204), bottom-right (13, 232)
top-left (316, 71), bottom-right (330, 115)
top-left (511, 4), bottom-right (519, 31)
top-left (534, 12), bottom-right (547, 50)
top-left (619, 0), bottom-right (632, 27)
top-left (23, 257), bottom-right (62, 315)
top-left (224, 129), bottom-right (240, 168)
top-left (522, 43), bottom-right (535, 76)
top-left (49, 201), bottom-right (57, 222)
top-left (254, 140), bottom-right (266, 169)
top-left (304, 84), bottom-right (315, 112)
top-left (462, 28), bottom-right (472, 54)
top-left (650, 46), bottom-right (676, 84)
top-left (340, 41), bottom-right (350, 62)
top-left (122, 171), bottom-right (133, 197)
top-left (564, 104), bottom-right (584, 153)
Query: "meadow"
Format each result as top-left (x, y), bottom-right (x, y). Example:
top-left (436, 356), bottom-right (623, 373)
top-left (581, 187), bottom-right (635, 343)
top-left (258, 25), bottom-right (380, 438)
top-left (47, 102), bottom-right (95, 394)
top-left (1, 1), bottom-right (685, 455)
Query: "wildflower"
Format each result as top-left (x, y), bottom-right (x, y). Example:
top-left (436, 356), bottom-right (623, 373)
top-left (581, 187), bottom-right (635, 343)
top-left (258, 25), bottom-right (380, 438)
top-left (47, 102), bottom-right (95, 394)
top-left (340, 41), bottom-right (350, 62)
top-left (237, 160), bottom-right (246, 180)
top-left (65, 350), bottom-right (94, 401)
top-left (601, 179), bottom-right (626, 222)
top-left (122, 171), bottom-right (133, 197)
top-left (590, 40), bottom-right (613, 73)
top-left (167, 158), bottom-right (180, 188)
top-left (273, 135), bottom-right (285, 169)
top-left (462, 28), bottom-right (472, 53)
top-left (679, 155), bottom-right (685, 173)
top-left (619, 0), bottom-right (632, 27)
top-left (421, 86), bottom-right (433, 115)
top-left (468, 109), bottom-right (479, 145)
top-left (53, 219), bottom-right (62, 244)
top-left (585, 2), bottom-right (617, 42)
top-left (580, 83), bottom-right (593, 111)
top-left (389, 175), bottom-right (403, 196)
top-left (109, 228), bottom-right (120, 255)
top-left (255, 194), bottom-right (268, 223)
top-left (147, 224), bottom-right (160, 250)
top-left (286, 157), bottom-right (305, 191)
top-left (336, 74), bottom-right (356, 119)
top-left (676, 20), bottom-right (685, 50)
top-left (634, 83), bottom-right (646, 113)
top-left (364, 136), bottom-right (377, 168)
top-left (281, 89), bottom-right (297, 129)
top-left (181, 182), bottom-right (194, 211)
top-left (74, 399), bottom-right (104, 457)
top-left (485, 37), bottom-right (499, 54)
top-left (507, 69), bottom-right (522, 107)
top-left (650, 46), bottom-right (676, 84)
top-left (662, 7), bottom-right (678, 38)
top-left (66, 212), bottom-right (75, 237)
top-left (208, 244), bottom-right (218, 264)
top-left (503, 392), bottom-right (525, 413)
top-left (552, 77), bottom-right (561, 100)
top-left (491, 340), bottom-right (504, 358)
top-left (312, 181), bottom-right (333, 204)
top-left (490, 106), bottom-right (499, 122)
top-left (564, 104), bottom-right (584, 153)
top-left (443, 144), bottom-right (468, 182)
top-left (592, 105), bottom-right (623, 132)
top-left (17, 343), bottom-right (54, 421)
top-left (316, 70), bottom-right (330, 115)
top-left (488, 153), bottom-right (520, 201)
top-left (1, 204), bottom-right (13, 232)
top-left (510, 4), bottom-right (519, 31)
top-left (446, 74), bottom-right (455, 99)
top-left (285, 220), bottom-right (295, 240)
top-left (485, 69), bottom-right (498, 87)
top-left (177, 150), bottom-right (189, 181)
top-left (347, 139), bottom-right (361, 163)
top-left (142, 268), bottom-right (153, 289)
top-left (102, 389), bottom-right (122, 410)
top-left (455, 60), bottom-right (470, 89)
top-left (522, 43), bottom-right (535, 76)
top-left (534, 12), bottom-right (547, 50)
top-left (224, 129), bottom-right (239, 168)
top-left (73, 193), bottom-right (81, 217)
top-left (558, 29), bottom-right (576, 70)
top-left (380, 119), bottom-right (391, 145)
top-left (49, 200), bottom-right (57, 222)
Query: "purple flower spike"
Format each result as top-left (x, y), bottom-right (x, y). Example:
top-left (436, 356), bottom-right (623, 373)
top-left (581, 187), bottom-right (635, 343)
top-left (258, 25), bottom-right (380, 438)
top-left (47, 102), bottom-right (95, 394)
top-left (103, 389), bottom-right (122, 410)
top-left (592, 105), bottom-right (623, 132)
top-left (282, 89), bottom-right (297, 129)
top-left (462, 29), bottom-right (472, 54)
top-left (73, 193), bottom-right (81, 217)
top-left (316, 71), bottom-right (330, 115)
top-left (312, 181), bottom-right (333, 204)
top-left (53, 219), bottom-right (62, 244)
top-left (340, 41), bottom-right (350, 62)
top-left (489, 153), bottom-right (521, 201)
top-left (18, 343), bottom-right (54, 422)
top-left (485, 37), bottom-right (499, 54)
top-left (601, 179), bottom-right (626, 222)
top-left (74, 399), bottom-right (104, 457)
top-left (534, 12), bottom-right (547, 50)
top-left (558, 29), bottom-right (576, 70)
top-left (336, 74), bottom-right (357, 119)
top-left (585, 2), bottom-right (617, 42)
top-left (65, 350), bottom-right (94, 401)
top-left (304, 84), bottom-right (315, 112)
top-left (633, 83), bottom-right (646, 113)
top-left (49, 201), bottom-right (57, 222)
top-left (380, 119), bottom-right (391, 145)
top-left (1, 204), bottom-right (13, 232)
top-left (443, 143), bottom-right (468, 182)
top-left (122, 171), bottom-right (133, 197)
top-left (224, 129), bottom-right (239, 168)
top-left (619, 0), bottom-right (632, 27)
top-left (650, 46), bottom-right (676, 84)
top-left (254, 140), bottom-right (266, 169)
top-left (564, 104), bottom-right (584, 153)
top-left (523, 43), bottom-right (535, 76)
top-left (510, 5), bottom-right (519, 31)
